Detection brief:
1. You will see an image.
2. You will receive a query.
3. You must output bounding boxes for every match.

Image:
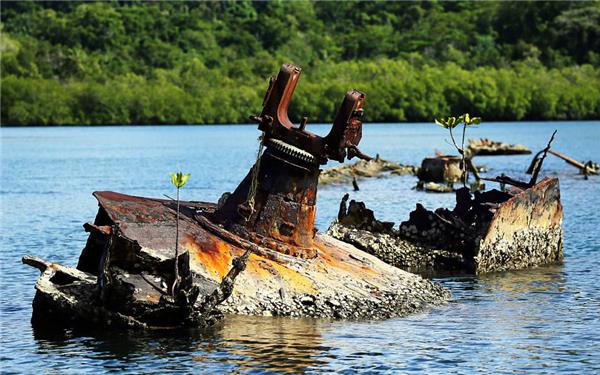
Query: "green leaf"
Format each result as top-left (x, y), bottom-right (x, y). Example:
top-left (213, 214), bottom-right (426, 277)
top-left (448, 117), bottom-right (458, 128)
top-left (471, 117), bottom-right (482, 125)
top-left (170, 172), bottom-right (191, 188)
top-left (435, 119), bottom-right (449, 128)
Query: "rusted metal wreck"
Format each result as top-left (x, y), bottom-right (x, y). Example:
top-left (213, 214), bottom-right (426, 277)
top-left (330, 137), bottom-right (563, 275)
top-left (23, 64), bottom-right (449, 329)
top-left (319, 154), bottom-right (417, 185)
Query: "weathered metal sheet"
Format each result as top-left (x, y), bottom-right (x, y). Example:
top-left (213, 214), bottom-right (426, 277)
top-left (418, 155), bottom-right (462, 183)
top-left (476, 177), bottom-right (563, 273)
top-left (90, 190), bottom-right (449, 318)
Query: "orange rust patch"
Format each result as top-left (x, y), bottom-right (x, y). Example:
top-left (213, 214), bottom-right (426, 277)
top-left (142, 294), bottom-right (161, 304)
top-left (185, 235), bottom-right (233, 280)
top-left (246, 254), bottom-right (316, 294)
top-left (314, 239), bottom-right (378, 276)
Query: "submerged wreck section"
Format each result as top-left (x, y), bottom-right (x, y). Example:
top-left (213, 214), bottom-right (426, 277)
top-left (330, 177), bottom-right (563, 275)
top-left (24, 196), bottom-right (250, 330)
top-left (319, 155), bottom-right (417, 185)
top-left (24, 63), bottom-right (450, 329)
top-left (467, 138), bottom-right (531, 156)
top-left (86, 191), bottom-right (448, 319)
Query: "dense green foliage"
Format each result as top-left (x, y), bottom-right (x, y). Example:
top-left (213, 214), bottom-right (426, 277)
top-left (1, 1), bottom-right (599, 125)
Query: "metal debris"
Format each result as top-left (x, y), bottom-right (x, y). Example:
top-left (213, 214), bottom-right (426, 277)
top-left (418, 155), bottom-right (463, 184)
top-left (319, 154), bottom-right (418, 186)
top-left (528, 149), bottom-right (598, 176)
top-left (330, 177), bottom-right (563, 274)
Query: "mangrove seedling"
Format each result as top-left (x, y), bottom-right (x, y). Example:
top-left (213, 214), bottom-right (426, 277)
top-left (435, 113), bottom-right (482, 187)
top-left (169, 171), bottom-right (191, 296)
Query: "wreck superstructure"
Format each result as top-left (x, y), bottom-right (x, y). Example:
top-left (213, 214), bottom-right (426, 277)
top-left (212, 64), bottom-right (370, 254)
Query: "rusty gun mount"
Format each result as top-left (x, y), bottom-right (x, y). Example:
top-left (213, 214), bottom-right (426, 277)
top-left (212, 64), bottom-right (369, 256)
top-left (252, 63), bottom-right (370, 164)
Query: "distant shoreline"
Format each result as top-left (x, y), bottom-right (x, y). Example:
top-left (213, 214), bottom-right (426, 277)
top-left (2, 120), bottom-right (598, 129)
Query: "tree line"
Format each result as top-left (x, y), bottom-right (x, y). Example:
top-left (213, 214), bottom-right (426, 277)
top-left (1, 1), bottom-right (599, 125)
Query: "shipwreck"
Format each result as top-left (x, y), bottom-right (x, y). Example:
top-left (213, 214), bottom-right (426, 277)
top-left (23, 64), bottom-right (449, 329)
top-left (330, 134), bottom-right (563, 275)
top-left (466, 138), bottom-right (531, 156)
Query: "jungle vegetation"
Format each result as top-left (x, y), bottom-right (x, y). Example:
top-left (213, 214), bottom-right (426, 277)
top-left (1, 1), bottom-right (599, 125)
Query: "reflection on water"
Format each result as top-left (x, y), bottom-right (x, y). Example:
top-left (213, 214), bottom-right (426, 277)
top-left (194, 316), bottom-right (331, 373)
top-left (25, 264), bottom-right (598, 373)
top-left (30, 315), bottom-right (331, 373)
top-left (2, 122), bottom-right (600, 373)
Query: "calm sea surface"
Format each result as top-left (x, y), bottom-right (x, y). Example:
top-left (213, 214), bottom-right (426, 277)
top-left (1, 122), bottom-right (599, 374)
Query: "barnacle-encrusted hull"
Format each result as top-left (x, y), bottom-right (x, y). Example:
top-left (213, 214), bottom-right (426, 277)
top-left (77, 191), bottom-right (449, 319)
top-left (330, 177), bottom-right (563, 275)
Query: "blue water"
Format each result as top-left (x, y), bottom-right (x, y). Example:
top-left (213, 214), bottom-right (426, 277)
top-left (1, 122), bottom-right (599, 373)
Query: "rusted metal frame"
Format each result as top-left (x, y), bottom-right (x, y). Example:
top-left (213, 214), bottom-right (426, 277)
top-left (197, 250), bottom-right (251, 314)
top-left (480, 176), bottom-right (530, 190)
top-left (212, 146), bottom-right (320, 252)
top-left (96, 226), bottom-right (115, 302)
top-left (486, 131), bottom-right (557, 190)
top-left (82, 222), bottom-right (116, 302)
top-left (324, 90), bottom-right (369, 162)
top-left (549, 149), bottom-right (586, 169)
top-left (548, 149), bottom-right (598, 175)
top-left (254, 64), bottom-right (326, 163)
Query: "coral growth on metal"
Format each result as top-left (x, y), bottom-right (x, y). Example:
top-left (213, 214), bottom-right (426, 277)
top-left (476, 177), bottom-right (563, 273)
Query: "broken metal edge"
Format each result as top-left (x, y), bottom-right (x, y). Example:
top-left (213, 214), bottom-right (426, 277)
top-left (476, 177), bottom-right (563, 274)
top-left (329, 177), bottom-right (563, 275)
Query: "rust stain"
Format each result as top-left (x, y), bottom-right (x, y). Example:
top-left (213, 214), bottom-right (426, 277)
top-left (246, 253), bottom-right (316, 294)
top-left (314, 239), bottom-right (378, 276)
top-left (185, 235), bottom-right (233, 279)
top-left (143, 294), bottom-right (161, 304)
